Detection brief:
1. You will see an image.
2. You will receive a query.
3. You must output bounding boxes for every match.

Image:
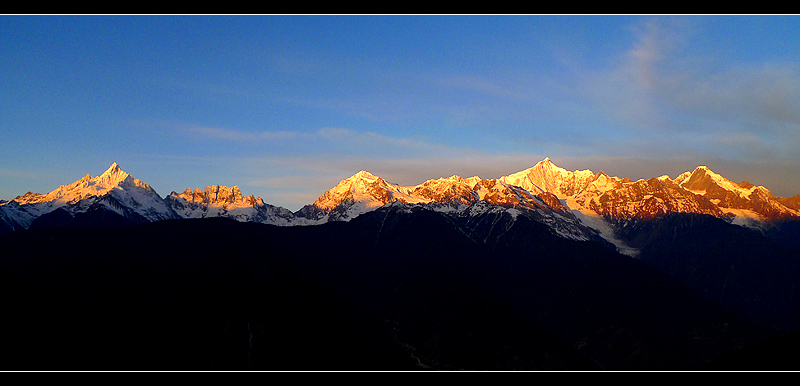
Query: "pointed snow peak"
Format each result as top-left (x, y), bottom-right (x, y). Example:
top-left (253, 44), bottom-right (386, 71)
top-left (689, 165), bottom-right (722, 180)
top-left (344, 170), bottom-right (384, 185)
top-left (97, 162), bottom-right (131, 185)
top-left (21, 162), bottom-right (163, 215)
top-left (533, 157), bottom-right (572, 174)
top-left (103, 162), bottom-right (122, 176)
top-left (500, 157), bottom-right (595, 198)
top-left (690, 165), bottom-right (727, 180)
top-left (680, 166), bottom-right (724, 185)
top-left (309, 171), bottom-right (388, 213)
top-left (680, 165), bottom-right (753, 197)
top-left (351, 170), bottom-right (377, 179)
top-left (534, 157), bottom-right (556, 169)
top-left (508, 158), bottom-right (561, 177)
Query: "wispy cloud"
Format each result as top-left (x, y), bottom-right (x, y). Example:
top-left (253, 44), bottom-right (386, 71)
top-left (181, 124), bottom-right (451, 157)
top-left (627, 17), bottom-right (691, 92)
top-left (661, 63), bottom-right (800, 134)
top-left (573, 16), bottom-right (800, 163)
top-left (187, 126), bottom-right (301, 142)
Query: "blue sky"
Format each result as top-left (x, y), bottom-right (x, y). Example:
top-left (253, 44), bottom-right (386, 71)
top-left (2, 15), bottom-right (800, 210)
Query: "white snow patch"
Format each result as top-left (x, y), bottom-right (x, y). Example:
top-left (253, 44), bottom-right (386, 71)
top-left (564, 196), bottom-right (638, 257)
top-left (506, 207), bottom-right (521, 219)
top-left (720, 207), bottom-right (766, 229)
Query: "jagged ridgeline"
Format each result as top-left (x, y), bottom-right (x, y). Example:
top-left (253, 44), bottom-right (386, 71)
top-left (2, 160), bottom-right (800, 370)
top-left (2, 159), bottom-right (800, 257)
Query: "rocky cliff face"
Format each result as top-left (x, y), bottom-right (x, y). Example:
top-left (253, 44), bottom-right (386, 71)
top-left (166, 185), bottom-right (294, 225)
top-left (171, 185), bottom-right (265, 209)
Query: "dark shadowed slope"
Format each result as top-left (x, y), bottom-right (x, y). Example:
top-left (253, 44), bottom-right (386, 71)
top-left (0, 208), bottom-right (785, 370)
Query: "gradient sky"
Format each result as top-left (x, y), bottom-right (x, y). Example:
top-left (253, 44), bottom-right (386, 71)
top-left (3, 15), bottom-right (800, 211)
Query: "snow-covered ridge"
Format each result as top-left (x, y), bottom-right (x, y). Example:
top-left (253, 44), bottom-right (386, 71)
top-left (0, 163), bottom-right (177, 231)
top-left (672, 165), bottom-right (798, 220)
top-left (309, 170), bottom-right (431, 213)
top-left (294, 158), bottom-right (799, 255)
top-left (3, 160), bottom-right (800, 256)
top-left (298, 161), bottom-right (580, 223)
top-left (5, 159), bottom-right (797, 227)
top-left (676, 166), bottom-right (757, 198)
top-left (500, 157), bottom-right (597, 198)
top-left (13, 163), bottom-right (152, 207)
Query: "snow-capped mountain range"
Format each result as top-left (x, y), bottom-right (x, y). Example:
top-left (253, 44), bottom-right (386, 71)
top-left (2, 159), bottom-right (799, 256)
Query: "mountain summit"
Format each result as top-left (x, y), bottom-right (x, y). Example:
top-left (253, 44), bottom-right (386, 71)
top-left (0, 163), bottom-right (178, 231)
top-left (36, 162), bottom-right (156, 206)
top-left (3, 159), bottom-right (800, 255)
top-left (500, 157), bottom-right (598, 197)
top-left (296, 170), bottom-right (431, 222)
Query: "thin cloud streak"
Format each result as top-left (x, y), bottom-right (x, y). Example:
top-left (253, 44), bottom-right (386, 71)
top-left (182, 124), bottom-right (454, 156)
top-left (187, 126), bottom-right (301, 142)
top-left (577, 17), bottom-right (800, 161)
